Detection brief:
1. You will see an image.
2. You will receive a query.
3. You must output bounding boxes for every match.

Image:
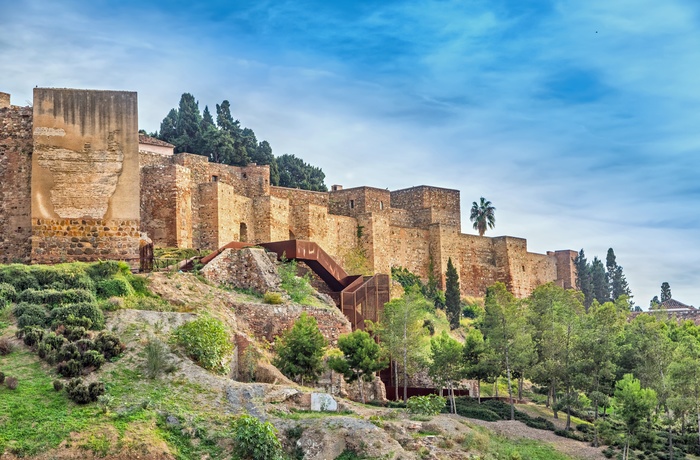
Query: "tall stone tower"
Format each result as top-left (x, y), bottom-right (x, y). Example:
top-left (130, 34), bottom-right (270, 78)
top-left (30, 88), bottom-right (141, 266)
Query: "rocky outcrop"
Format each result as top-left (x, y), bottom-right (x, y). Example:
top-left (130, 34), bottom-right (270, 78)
top-left (202, 247), bottom-right (281, 294)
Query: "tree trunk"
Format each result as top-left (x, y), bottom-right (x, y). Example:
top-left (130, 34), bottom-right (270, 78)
top-left (449, 382), bottom-right (456, 414)
top-left (667, 407), bottom-right (673, 460)
top-left (495, 378), bottom-right (499, 398)
top-left (546, 384), bottom-right (551, 408)
top-left (505, 345), bottom-right (514, 421)
top-left (393, 359), bottom-right (399, 402)
top-left (403, 319), bottom-right (408, 402)
top-left (552, 378), bottom-right (558, 419)
top-left (477, 379), bottom-right (481, 405)
top-left (358, 378), bottom-right (365, 404)
top-left (518, 377), bottom-right (523, 401)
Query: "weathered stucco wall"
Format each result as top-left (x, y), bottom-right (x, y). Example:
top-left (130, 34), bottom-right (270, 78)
top-left (0, 104), bottom-right (33, 263)
top-left (31, 88), bottom-right (140, 265)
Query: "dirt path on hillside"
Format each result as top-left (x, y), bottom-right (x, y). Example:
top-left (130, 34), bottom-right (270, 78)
top-left (465, 418), bottom-right (606, 460)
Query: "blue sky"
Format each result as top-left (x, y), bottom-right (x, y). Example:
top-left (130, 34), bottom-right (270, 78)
top-left (2, 0), bottom-right (700, 307)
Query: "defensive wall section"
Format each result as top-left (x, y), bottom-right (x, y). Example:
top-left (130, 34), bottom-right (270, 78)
top-left (0, 87), bottom-right (577, 297)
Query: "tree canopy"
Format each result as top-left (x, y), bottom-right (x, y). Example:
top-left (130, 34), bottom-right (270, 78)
top-left (469, 197), bottom-right (496, 236)
top-left (155, 93), bottom-right (324, 191)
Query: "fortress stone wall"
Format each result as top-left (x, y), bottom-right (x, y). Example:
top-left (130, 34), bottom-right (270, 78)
top-left (0, 87), bottom-right (576, 297)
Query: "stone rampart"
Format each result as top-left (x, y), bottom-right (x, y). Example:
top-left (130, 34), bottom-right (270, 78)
top-left (0, 105), bottom-right (33, 263)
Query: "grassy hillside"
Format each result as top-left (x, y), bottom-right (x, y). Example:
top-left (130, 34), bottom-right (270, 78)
top-left (0, 262), bottom-right (595, 459)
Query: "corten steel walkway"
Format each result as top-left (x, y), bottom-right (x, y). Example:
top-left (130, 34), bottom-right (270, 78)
top-left (197, 239), bottom-right (390, 331)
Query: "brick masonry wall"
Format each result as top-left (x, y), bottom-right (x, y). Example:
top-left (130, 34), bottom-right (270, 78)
top-left (31, 218), bottom-right (140, 263)
top-left (390, 186), bottom-right (461, 228)
top-left (270, 186), bottom-right (329, 208)
top-left (0, 105), bottom-right (33, 263)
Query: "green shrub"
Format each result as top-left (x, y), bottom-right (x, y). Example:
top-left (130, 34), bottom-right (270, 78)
top-left (19, 288), bottom-right (96, 307)
top-left (31, 264), bottom-right (94, 291)
top-left (42, 331), bottom-right (69, 351)
top-left (0, 264), bottom-right (39, 291)
top-left (57, 359), bottom-right (83, 378)
top-left (96, 278), bottom-right (133, 298)
top-left (62, 314), bottom-right (93, 329)
top-left (406, 394), bottom-right (447, 416)
top-left (53, 379), bottom-right (64, 391)
top-left (128, 276), bottom-right (149, 296)
top-left (57, 343), bottom-right (81, 362)
top-left (0, 282), bottom-right (17, 306)
top-left (19, 326), bottom-right (45, 347)
top-left (65, 378), bottom-right (104, 404)
top-left (279, 260), bottom-right (314, 303)
top-left (144, 338), bottom-right (169, 379)
top-left (14, 303), bottom-right (48, 328)
top-left (263, 291), bottom-right (284, 304)
top-left (86, 261), bottom-right (127, 281)
top-left (175, 316), bottom-right (233, 374)
top-left (232, 414), bottom-right (284, 460)
top-left (74, 338), bottom-right (98, 354)
top-left (62, 325), bottom-right (89, 341)
top-left (0, 371), bottom-right (4, 383)
top-left (81, 350), bottom-right (106, 370)
top-left (94, 331), bottom-right (125, 360)
top-left (50, 302), bottom-right (105, 330)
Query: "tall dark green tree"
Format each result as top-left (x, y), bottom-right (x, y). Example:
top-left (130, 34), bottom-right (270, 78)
top-left (252, 140), bottom-right (280, 185)
top-left (606, 248), bottom-right (631, 301)
top-left (574, 250), bottom-right (594, 310)
top-left (661, 282), bottom-right (672, 302)
top-left (174, 93), bottom-right (202, 153)
top-left (159, 108), bottom-right (178, 144)
top-left (590, 257), bottom-right (609, 304)
top-left (469, 197), bottom-right (496, 236)
top-left (445, 258), bottom-right (461, 330)
top-left (277, 154), bottom-right (327, 192)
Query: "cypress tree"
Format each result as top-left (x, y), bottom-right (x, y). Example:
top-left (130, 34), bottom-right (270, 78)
top-left (445, 257), bottom-right (461, 330)
top-left (590, 257), bottom-right (608, 304)
top-left (660, 282), bottom-right (672, 302)
top-left (574, 250), bottom-right (594, 310)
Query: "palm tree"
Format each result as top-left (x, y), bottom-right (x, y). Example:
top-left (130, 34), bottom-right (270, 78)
top-left (470, 197), bottom-right (496, 236)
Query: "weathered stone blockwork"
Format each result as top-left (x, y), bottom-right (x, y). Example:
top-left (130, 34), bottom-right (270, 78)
top-left (31, 88), bottom-right (141, 266)
top-left (0, 86), bottom-right (577, 299)
top-left (0, 105), bottom-right (33, 263)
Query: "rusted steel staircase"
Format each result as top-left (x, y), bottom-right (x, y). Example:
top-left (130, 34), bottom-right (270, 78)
top-left (198, 239), bottom-right (390, 331)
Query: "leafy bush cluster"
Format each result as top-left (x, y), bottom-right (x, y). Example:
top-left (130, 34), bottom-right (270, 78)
top-left (406, 394), bottom-right (447, 416)
top-left (174, 315), bottom-right (233, 374)
top-left (232, 414), bottom-right (284, 460)
top-left (65, 378), bottom-right (105, 404)
top-left (263, 291), bottom-right (283, 305)
top-left (451, 398), bottom-right (556, 431)
top-left (278, 260), bottom-right (314, 303)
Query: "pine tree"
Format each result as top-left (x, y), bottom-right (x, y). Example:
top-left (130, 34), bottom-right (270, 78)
top-left (660, 282), bottom-right (672, 302)
top-left (445, 258), bottom-right (461, 330)
top-left (273, 313), bottom-right (327, 386)
top-left (327, 330), bottom-right (386, 403)
top-left (590, 257), bottom-right (609, 304)
top-left (574, 250), bottom-right (594, 310)
top-left (605, 248), bottom-right (631, 301)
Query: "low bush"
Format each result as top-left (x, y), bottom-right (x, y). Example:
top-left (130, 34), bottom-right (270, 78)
top-left (53, 379), bottom-right (64, 392)
top-left (62, 325), bottom-right (89, 341)
top-left (20, 326), bottom-right (45, 347)
top-left (57, 359), bottom-right (83, 378)
top-left (19, 288), bottom-right (96, 307)
top-left (42, 331), bottom-right (69, 351)
top-left (232, 414), bottom-right (284, 460)
top-left (406, 394), bottom-right (447, 416)
top-left (0, 337), bottom-right (15, 355)
top-left (86, 261), bottom-right (126, 281)
top-left (263, 291), bottom-right (284, 304)
top-left (81, 350), bottom-right (106, 369)
top-left (74, 338), bottom-right (97, 354)
top-left (5, 376), bottom-right (18, 390)
top-left (94, 331), bottom-right (125, 360)
top-left (279, 260), bottom-right (314, 303)
top-left (0, 264), bottom-right (39, 291)
top-left (0, 282), bottom-right (17, 306)
top-left (0, 371), bottom-right (4, 383)
top-left (14, 303), bottom-right (48, 328)
top-left (57, 343), bottom-right (81, 362)
top-left (174, 315), bottom-right (233, 374)
top-left (96, 278), bottom-right (133, 298)
top-left (50, 302), bottom-right (105, 330)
